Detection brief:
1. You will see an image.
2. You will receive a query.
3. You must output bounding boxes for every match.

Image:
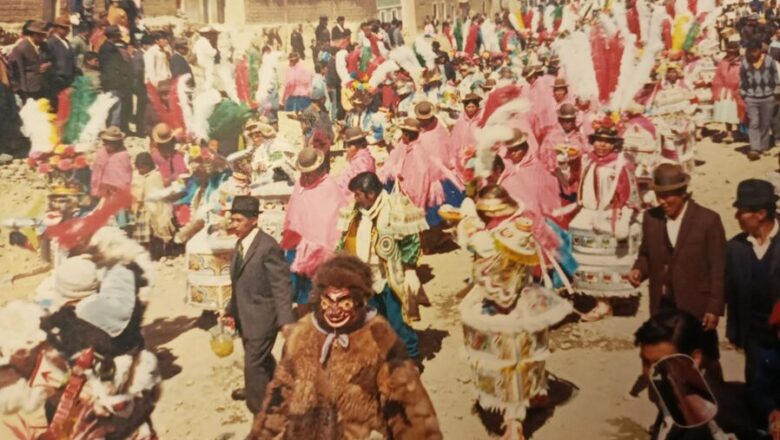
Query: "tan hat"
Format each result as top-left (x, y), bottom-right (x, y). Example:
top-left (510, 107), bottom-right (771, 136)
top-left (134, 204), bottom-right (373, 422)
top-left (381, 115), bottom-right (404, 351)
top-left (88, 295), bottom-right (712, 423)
top-left (100, 126), bottom-right (126, 142)
top-left (557, 103), bottom-right (577, 120)
top-left (399, 118), bottom-right (421, 133)
top-left (414, 101), bottom-right (436, 120)
top-left (652, 163), bottom-right (691, 193)
top-left (296, 147), bottom-right (325, 173)
top-left (342, 127), bottom-right (367, 144)
top-left (552, 78), bottom-right (569, 89)
top-left (480, 78), bottom-right (497, 90)
top-left (505, 129), bottom-right (528, 150)
top-left (461, 93), bottom-right (483, 104)
top-left (152, 123), bottom-right (177, 144)
top-left (27, 21), bottom-right (48, 35)
top-left (475, 185), bottom-right (519, 218)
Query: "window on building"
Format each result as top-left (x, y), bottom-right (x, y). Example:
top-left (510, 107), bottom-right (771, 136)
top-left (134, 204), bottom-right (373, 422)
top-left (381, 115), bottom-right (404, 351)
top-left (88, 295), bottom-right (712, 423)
top-left (392, 10), bottom-right (397, 20)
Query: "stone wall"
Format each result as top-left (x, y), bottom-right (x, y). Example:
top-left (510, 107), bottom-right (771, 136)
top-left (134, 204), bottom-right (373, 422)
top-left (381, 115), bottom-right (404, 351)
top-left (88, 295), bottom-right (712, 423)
top-left (245, 0), bottom-right (377, 25)
top-left (0, 0), bottom-right (45, 24)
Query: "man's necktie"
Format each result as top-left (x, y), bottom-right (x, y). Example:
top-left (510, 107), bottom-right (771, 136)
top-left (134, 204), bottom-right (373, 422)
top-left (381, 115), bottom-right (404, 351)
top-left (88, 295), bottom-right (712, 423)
top-left (234, 240), bottom-right (244, 272)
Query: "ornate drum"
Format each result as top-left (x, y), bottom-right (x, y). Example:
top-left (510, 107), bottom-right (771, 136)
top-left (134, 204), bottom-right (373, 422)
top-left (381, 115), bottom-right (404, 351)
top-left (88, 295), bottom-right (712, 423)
top-left (185, 230), bottom-right (235, 310)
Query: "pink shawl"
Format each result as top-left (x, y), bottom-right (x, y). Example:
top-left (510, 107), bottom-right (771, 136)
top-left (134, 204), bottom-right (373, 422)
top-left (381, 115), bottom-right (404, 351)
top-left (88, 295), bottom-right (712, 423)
top-left (90, 147), bottom-right (132, 198)
top-left (151, 148), bottom-right (188, 185)
top-left (419, 118), bottom-right (454, 168)
top-left (336, 148), bottom-right (376, 196)
top-left (498, 152), bottom-right (561, 217)
top-left (282, 174), bottom-right (348, 276)
top-left (450, 110), bottom-right (481, 180)
top-left (380, 139), bottom-right (462, 210)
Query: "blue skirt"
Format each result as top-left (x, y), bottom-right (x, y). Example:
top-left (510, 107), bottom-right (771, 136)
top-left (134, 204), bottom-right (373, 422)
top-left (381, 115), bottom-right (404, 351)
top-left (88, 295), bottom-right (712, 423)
top-left (285, 249), bottom-right (312, 305)
top-left (285, 96), bottom-right (311, 112)
top-left (425, 179), bottom-right (465, 227)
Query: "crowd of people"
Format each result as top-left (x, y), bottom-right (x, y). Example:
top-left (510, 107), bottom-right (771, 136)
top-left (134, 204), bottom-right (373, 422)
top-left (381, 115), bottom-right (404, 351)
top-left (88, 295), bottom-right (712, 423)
top-left (1, 0), bottom-right (780, 439)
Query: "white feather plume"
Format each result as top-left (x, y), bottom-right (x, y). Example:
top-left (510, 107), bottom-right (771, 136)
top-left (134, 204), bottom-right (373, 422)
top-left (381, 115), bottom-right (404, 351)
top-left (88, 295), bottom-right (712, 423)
top-left (675, 0), bottom-right (689, 17)
top-left (598, 11), bottom-right (619, 38)
top-left (19, 99), bottom-right (54, 154)
top-left (543, 4), bottom-right (555, 32)
top-left (335, 49), bottom-right (351, 86)
top-left (559, 4), bottom-right (577, 34)
top-left (508, 12), bottom-right (522, 32)
top-left (255, 51), bottom-right (283, 104)
top-left (612, 2), bottom-right (631, 38)
top-left (178, 74), bottom-right (195, 138)
top-left (646, 3), bottom-right (669, 53)
top-left (76, 93), bottom-right (118, 152)
top-left (191, 89), bottom-right (222, 142)
top-left (636, 0), bottom-right (652, 41)
top-left (480, 20), bottom-right (500, 53)
top-left (218, 63), bottom-right (239, 103)
top-left (552, 31), bottom-right (599, 101)
top-left (474, 98), bottom-right (531, 178)
top-left (414, 35), bottom-right (437, 70)
top-left (390, 46), bottom-right (423, 84)
top-left (698, 0), bottom-right (717, 15)
top-left (368, 60), bottom-right (399, 89)
top-left (530, 9), bottom-right (540, 33)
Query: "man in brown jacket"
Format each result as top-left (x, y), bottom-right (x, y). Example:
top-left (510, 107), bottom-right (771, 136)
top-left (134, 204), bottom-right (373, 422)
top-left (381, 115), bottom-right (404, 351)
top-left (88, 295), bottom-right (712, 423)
top-left (7, 21), bottom-right (51, 101)
top-left (628, 164), bottom-right (727, 379)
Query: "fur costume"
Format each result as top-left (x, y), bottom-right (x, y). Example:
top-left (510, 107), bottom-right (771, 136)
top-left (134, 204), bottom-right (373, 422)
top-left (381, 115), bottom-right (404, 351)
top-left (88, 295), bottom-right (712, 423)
top-left (249, 256), bottom-right (442, 440)
top-left (248, 315), bottom-right (442, 440)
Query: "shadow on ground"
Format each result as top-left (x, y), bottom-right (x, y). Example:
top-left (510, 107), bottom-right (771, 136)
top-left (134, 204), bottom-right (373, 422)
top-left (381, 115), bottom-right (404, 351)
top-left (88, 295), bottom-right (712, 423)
top-left (473, 375), bottom-right (578, 438)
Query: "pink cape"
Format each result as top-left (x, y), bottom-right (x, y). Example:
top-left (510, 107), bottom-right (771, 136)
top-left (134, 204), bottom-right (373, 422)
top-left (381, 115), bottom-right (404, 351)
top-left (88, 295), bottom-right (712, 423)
top-left (336, 148), bottom-right (376, 196)
top-left (90, 148), bottom-right (132, 198)
top-left (419, 118), bottom-right (455, 168)
top-left (450, 110), bottom-right (481, 180)
top-left (379, 139), bottom-right (462, 210)
top-left (282, 62), bottom-right (313, 102)
top-left (282, 174), bottom-right (348, 277)
top-left (498, 152), bottom-right (561, 217)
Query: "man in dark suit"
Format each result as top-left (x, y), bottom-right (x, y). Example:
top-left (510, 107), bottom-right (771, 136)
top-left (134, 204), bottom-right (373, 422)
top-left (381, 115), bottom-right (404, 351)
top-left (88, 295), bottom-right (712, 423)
top-left (8, 21), bottom-right (51, 101)
top-left (629, 164), bottom-right (727, 379)
top-left (223, 196), bottom-right (295, 414)
top-left (331, 16), bottom-right (347, 42)
top-left (47, 16), bottom-right (78, 111)
top-left (725, 179), bottom-right (780, 390)
top-left (170, 38), bottom-right (195, 89)
top-left (290, 24), bottom-right (305, 60)
top-left (99, 26), bottom-right (134, 132)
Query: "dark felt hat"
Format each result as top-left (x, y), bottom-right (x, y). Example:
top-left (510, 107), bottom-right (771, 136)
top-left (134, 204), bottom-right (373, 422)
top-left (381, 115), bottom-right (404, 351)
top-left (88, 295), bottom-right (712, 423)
top-left (733, 179), bottom-right (779, 210)
top-left (230, 195), bottom-right (261, 216)
top-left (652, 163), bottom-right (691, 193)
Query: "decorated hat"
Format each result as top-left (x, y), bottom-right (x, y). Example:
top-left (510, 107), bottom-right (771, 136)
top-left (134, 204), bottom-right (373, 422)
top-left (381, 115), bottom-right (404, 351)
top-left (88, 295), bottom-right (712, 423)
top-left (414, 101), bottom-right (436, 120)
top-left (399, 118), bottom-right (421, 133)
top-left (296, 147), bottom-right (325, 173)
top-left (476, 185), bottom-right (519, 218)
top-left (49, 181), bottom-right (85, 197)
top-left (342, 127), bottom-right (367, 144)
top-left (557, 103), bottom-right (577, 119)
top-left (652, 163), bottom-right (691, 193)
top-left (733, 178), bottom-right (779, 210)
top-left (588, 116), bottom-right (623, 145)
top-left (100, 126), bottom-right (125, 142)
top-left (226, 149), bottom-right (254, 182)
top-left (152, 123), bottom-right (178, 144)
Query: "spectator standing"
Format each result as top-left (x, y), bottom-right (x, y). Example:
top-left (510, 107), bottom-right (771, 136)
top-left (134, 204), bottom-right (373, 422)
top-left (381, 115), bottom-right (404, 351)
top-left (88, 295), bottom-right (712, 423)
top-left (629, 164), bottom-right (727, 382)
top-left (8, 21), bottom-right (51, 101)
top-left (282, 52), bottom-right (313, 112)
top-left (170, 38), bottom-right (195, 87)
top-left (314, 16), bottom-right (330, 62)
top-left (740, 39), bottom-right (778, 160)
top-left (71, 23), bottom-right (92, 69)
top-left (99, 26), bottom-right (134, 132)
top-left (47, 16), bottom-right (78, 111)
top-left (391, 19), bottom-right (405, 47)
top-left (726, 180), bottom-right (780, 390)
top-left (290, 24), bottom-right (306, 60)
top-left (331, 16), bottom-right (347, 42)
top-left (144, 32), bottom-right (171, 89)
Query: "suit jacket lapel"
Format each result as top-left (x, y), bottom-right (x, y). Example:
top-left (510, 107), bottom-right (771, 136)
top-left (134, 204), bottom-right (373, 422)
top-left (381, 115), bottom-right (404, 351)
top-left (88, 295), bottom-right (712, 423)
top-left (236, 231), bottom-right (262, 277)
top-left (672, 201), bottom-right (696, 257)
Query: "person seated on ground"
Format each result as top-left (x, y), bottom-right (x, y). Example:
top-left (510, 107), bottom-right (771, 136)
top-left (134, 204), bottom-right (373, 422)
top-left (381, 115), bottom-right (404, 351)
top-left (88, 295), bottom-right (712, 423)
top-left (247, 255), bottom-right (442, 440)
top-left (635, 310), bottom-right (756, 440)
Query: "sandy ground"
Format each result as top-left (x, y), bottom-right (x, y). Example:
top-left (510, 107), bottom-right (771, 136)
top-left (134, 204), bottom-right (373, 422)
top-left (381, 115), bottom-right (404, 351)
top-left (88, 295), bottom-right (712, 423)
top-left (0, 133), bottom-right (774, 439)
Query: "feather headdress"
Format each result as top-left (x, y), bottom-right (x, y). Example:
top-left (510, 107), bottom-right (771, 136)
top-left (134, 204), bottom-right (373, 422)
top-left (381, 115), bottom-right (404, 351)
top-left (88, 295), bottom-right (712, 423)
top-left (218, 63), bottom-right (240, 103)
top-left (62, 76), bottom-right (98, 144)
top-left (552, 31), bottom-right (599, 101)
top-left (178, 74), bottom-right (195, 137)
top-left (255, 50), bottom-right (283, 104)
top-left (191, 89), bottom-right (222, 142)
top-left (414, 35), bottom-right (437, 70)
top-left (20, 99), bottom-right (56, 154)
top-left (368, 59), bottom-right (399, 89)
top-left (76, 93), bottom-right (118, 152)
top-left (390, 46), bottom-right (423, 85)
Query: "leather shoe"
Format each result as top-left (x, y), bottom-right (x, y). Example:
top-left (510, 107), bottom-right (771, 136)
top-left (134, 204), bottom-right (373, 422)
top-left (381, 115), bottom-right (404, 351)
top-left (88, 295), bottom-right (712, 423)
top-left (231, 388), bottom-right (246, 401)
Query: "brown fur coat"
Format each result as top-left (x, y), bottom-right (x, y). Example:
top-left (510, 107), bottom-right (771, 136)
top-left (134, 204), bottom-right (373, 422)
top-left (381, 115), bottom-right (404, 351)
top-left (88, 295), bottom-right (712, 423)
top-left (247, 314), bottom-right (442, 440)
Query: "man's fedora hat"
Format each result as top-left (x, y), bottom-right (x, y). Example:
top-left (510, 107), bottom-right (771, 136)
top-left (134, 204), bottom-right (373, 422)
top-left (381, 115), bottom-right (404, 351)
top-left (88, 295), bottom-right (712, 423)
top-left (652, 163), bottom-right (691, 193)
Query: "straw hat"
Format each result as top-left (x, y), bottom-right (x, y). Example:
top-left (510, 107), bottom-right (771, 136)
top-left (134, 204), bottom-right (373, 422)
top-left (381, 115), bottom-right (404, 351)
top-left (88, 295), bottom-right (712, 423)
top-left (152, 123), bottom-right (177, 144)
top-left (296, 148), bottom-right (325, 173)
top-left (342, 127), bottom-right (367, 144)
top-left (476, 186), bottom-right (519, 218)
top-left (552, 78), bottom-right (569, 89)
top-left (461, 93), bottom-right (483, 105)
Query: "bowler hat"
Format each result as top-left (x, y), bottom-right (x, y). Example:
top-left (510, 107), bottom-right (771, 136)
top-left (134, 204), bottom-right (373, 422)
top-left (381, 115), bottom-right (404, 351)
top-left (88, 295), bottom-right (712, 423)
top-left (296, 148), bottom-right (325, 173)
top-left (230, 195), bottom-right (261, 216)
top-left (342, 127), bottom-right (367, 144)
top-left (552, 78), bottom-right (569, 89)
top-left (461, 93), bottom-right (482, 104)
top-left (733, 178), bottom-right (779, 210)
top-left (27, 21), bottom-right (49, 35)
top-left (414, 101), bottom-right (436, 120)
top-left (152, 123), bottom-right (177, 144)
top-left (652, 163), bottom-right (691, 193)
top-left (399, 118), bottom-right (421, 133)
top-left (105, 25), bottom-right (121, 38)
top-left (557, 103), bottom-right (577, 120)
